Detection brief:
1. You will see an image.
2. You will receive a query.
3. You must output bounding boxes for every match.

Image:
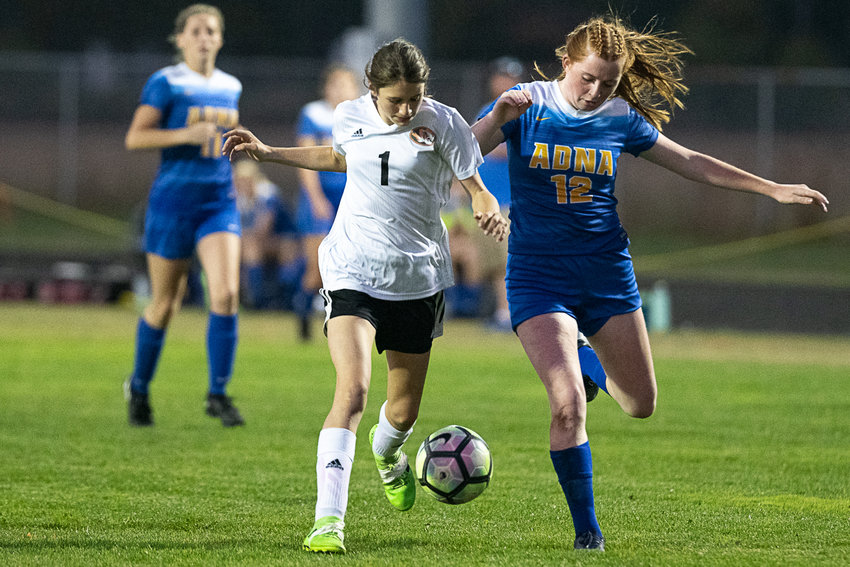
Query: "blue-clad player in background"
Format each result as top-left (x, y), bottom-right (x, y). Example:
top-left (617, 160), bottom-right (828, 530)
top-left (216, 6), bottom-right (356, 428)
top-left (473, 15), bottom-right (829, 551)
top-left (124, 4), bottom-right (245, 427)
top-left (293, 65), bottom-right (360, 340)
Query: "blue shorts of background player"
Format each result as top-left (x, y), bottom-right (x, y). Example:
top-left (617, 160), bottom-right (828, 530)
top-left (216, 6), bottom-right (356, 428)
top-left (295, 193), bottom-right (337, 236)
top-left (144, 205), bottom-right (241, 260)
top-left (506, 247), bottom-right (641, 336)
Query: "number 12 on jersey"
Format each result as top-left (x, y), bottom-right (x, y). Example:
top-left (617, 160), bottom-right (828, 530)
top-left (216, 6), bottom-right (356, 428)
top-left (551, 174), bottom-right (593, 204)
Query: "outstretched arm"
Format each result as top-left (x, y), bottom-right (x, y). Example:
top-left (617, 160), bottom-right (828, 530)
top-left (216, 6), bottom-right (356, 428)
top-left (471, 89), bottom-right (533, 156)
top-left (642, 134), bottom-right (829, 212)
top-left (222, 128), bottom-right (346, 172)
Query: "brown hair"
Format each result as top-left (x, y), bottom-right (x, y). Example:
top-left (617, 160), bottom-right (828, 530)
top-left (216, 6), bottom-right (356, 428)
top-left (365, 38), bottom-right (430, 91)
top-left (536, 15), bottom-right (692, 130)
top-left (168, 4), bottom-right (225, 57)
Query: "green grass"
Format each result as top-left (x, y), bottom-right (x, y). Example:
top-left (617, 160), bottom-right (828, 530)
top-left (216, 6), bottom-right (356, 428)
top-left (1, 304), bottom-right (849, 566)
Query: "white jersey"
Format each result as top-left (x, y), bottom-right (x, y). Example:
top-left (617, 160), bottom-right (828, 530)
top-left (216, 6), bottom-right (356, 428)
top-left (319, 93), bottom-right (483, 300)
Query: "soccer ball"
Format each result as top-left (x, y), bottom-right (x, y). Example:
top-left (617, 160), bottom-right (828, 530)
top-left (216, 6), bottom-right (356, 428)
top-left (415, 424), bottom-right (492, 504)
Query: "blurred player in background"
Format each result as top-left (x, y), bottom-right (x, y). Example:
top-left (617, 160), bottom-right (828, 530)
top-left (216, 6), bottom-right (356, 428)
top-left (476, 56), bottom-right (525, 330)
top-left (293, 64), bottom-right (360, 340)
top-left (124, 4), bottom-right (245, 428)
top-left (443, 57), bottom-right (524, 325)
top-left (223, 38), bottom-right (507, 554)
top-left (233, 160), bottom-right (301, 310)
top-left (474, 14), bottom-right (829, 551)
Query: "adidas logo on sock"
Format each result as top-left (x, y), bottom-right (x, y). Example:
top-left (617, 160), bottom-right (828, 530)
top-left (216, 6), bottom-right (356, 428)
top-left (352, 128), bottom-right (363, 138)
top-left (325, 458), bottom-right (344, 470)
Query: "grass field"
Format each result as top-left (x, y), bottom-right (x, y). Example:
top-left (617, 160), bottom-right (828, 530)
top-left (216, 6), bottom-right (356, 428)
top-left (1, 304), bottom-right (848, 566)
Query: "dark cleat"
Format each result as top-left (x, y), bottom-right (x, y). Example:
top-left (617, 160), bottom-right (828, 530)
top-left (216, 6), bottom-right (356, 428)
top-left (205, 394), bottom-right (245, 427)
top-left (126, 383), bottom-right (153, 427)
top-left (574, 531), bottom-right (605, 550)
top-left (577, 333), bottom-right (599, 402)
top-left (582, 374), bottom-right (599, 402)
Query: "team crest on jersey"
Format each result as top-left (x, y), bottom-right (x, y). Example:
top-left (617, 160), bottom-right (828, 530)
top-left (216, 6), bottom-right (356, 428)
top-left (410, 126), bottom-right (436, 146)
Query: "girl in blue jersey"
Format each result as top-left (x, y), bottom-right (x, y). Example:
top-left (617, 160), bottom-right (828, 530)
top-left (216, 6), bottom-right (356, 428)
top-left (293, 65), bottom-right (360, 340)
top-left (124, 4), bottom-right (245, 427)
top-left (473, 15), bottom-right (829, 551)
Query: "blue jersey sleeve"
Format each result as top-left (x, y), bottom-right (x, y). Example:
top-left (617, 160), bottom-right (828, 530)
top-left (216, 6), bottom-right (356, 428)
top-left (476, 87), bottom-right (523, 141)
top-left (296, 108), bottom-right (320, 138)
top-left (623, 108), bottom-right (659, 156)
top-left (140, 71), bottom-right (172, 112)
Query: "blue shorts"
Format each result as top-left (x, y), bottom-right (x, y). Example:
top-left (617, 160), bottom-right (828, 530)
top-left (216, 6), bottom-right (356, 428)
top-left (295, 189), bottom-right (340, 236)
top-left (506, 248), bottom-right (641, 336)
top-left (144, 205), bottom-right (241, 260)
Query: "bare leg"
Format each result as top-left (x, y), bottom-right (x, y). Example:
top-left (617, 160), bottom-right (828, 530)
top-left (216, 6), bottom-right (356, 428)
top-left (587, 309), bottom-right (656, 418)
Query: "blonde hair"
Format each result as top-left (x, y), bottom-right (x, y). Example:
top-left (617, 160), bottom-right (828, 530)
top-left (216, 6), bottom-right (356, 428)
top-left (536, 15), bottom-right (692, 130)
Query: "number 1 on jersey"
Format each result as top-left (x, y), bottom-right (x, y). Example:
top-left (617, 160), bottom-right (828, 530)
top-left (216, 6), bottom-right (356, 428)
top-left (379, 151), bottom-right (390, 186)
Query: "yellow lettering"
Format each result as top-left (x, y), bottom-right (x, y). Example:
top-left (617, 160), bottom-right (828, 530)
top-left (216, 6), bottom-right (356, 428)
top-left (187, 106), bottom-right (200, 126)
top-left (569, 176), bottom-right (593, 203)
top-left (574, 148), bottom-right (596, 173)
top-left (529, 143), bottom-right (550, 169)
top-left (551, 174), bottom-right (568, 203)
top-left (553, 145), bottom-right (571, 171)
top-left (596, 150), bottom-right (614, 176)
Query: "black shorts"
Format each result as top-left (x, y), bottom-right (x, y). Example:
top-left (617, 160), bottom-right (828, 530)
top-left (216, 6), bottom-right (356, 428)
top-left (320, 289), bottom-right (445, 354)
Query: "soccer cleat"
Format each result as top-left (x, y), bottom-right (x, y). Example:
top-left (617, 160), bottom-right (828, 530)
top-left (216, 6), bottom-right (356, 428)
top-left (205, 394), bottom-right (245, 427)
top-left (369, 424), bottom-right (416, 511)
top-left (302, 515), bottom-right (346, 554)
top-left (124, 379), bottom-right (153, 427)
top-left (577, 333), bottom-right (600, 403)
top-left (574, 531), bottom-right (605, 550)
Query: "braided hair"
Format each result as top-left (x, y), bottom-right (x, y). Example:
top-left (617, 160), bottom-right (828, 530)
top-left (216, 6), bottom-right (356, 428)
top-left (536, 15), bottom-right (693, 130)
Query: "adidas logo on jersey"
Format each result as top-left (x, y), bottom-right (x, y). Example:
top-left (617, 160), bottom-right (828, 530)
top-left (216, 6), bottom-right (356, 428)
top-left (325, 458), bottom-right (345, 470)
top-left (352, 128), bottom-right (364, 138)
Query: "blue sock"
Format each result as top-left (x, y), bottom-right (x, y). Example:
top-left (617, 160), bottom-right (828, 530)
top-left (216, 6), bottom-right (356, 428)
top-left (245, 264), bottom-right (265, 308)
top-left (207, 313), bottom-right (238, 395)
top-left (130, 318), bottom-right (166, 395)
top-left (551, 442), bottom-right (602, 537)
top-left (578, 344), bottom-right (608, 394)
top-left (293, 289), bottom-right (315, 319)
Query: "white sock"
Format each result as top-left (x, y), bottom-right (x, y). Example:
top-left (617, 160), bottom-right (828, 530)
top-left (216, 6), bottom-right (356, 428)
top-left (314, 427), bottom-right (356, 521)
top-left (371, 401), bottom-right (414, 459)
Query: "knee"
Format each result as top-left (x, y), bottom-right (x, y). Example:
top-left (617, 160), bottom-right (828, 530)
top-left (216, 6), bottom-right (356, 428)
top-left (145, 297), bottom-right (179, 327)
top-left (623, 389), bottom-right (656, 419)
top-left (550, 398), bottom-right (586, 434)
top-left (208, 287), bottom-right (239, 314)
top-left (385, 402), bottom-right (418, 432)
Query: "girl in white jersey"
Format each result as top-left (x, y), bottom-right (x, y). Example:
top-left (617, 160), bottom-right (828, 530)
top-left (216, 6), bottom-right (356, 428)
top-left (473, 15), bottom-right (829, 551)
top-left (223, 39), bottom-right (507, 554)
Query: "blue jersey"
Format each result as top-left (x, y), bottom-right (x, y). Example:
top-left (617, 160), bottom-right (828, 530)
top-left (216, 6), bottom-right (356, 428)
top-left (480, 80), bottom-right (658, 255)
top-left (141, 62), bottom-right (241, 214)
top-left (296, 100), bottom-right (347, 207)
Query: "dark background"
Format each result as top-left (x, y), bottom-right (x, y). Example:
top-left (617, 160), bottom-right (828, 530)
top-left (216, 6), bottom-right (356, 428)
top-left (4, 0), bottom-right (850, 67)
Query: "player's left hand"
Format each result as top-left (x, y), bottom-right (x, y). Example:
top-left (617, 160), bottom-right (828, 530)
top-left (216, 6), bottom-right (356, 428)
top-left (474, 210), bottom-right (508, 241)
top-left (772, 183), bottom-right (829, 212)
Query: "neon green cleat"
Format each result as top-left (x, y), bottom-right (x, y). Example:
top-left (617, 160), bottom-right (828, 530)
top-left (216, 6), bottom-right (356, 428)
top-left (302, 515), bottom-right (346, 554)
top-left (369, 424), bottom-right (416, 511)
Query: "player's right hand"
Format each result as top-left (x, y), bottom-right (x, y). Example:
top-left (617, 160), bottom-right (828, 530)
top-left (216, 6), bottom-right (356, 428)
top-left (222, 128), bottom-right (271, 162)
top-left (185, 121), bottom-right (219, 145)
top-left (493, 89), bottom-right (533, 124)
